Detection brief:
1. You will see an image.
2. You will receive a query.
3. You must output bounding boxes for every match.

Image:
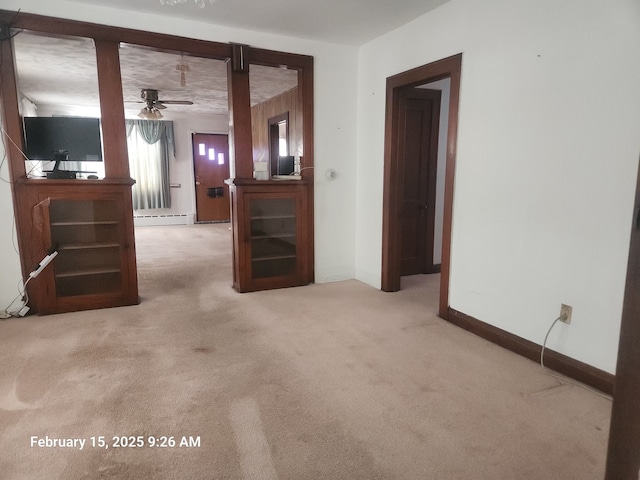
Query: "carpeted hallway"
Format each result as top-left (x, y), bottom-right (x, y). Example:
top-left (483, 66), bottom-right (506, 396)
top-left (0, 223), bottom-right (611, 479)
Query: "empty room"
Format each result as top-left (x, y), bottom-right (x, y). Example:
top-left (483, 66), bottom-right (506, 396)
top-left (0, 0), bottom-right (639, 479)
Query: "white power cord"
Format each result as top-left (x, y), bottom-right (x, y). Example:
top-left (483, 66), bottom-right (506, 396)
top-left (1, 251), bottom-right (58, 319)
top-left (1, 276), bottom-right (32, 319)
top-left (540, 317), bottom-right (612, 401)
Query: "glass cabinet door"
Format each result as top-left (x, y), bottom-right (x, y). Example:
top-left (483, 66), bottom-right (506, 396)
top-left (248, 196), bottom-right (297, 279)
top-left (49, 199), bottom-right (122, 297)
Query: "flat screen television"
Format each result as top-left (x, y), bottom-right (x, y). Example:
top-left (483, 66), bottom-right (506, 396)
top-left (276, 155), bottom-right (295, 176)
top-left (23, 116), bottom-right (103, 179)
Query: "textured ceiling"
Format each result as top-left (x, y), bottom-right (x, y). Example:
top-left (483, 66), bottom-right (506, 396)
top-left (13, 31), bottom-right (299, 118)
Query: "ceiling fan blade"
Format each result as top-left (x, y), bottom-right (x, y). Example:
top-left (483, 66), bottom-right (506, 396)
top-left (159, 100), bottom-right (194, 105)
top-left (154, 102), bottom-right (168, 109)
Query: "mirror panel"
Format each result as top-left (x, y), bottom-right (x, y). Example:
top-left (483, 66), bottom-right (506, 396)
top-left (13, 31), bottom-right (105, 179)
top-left (249, 64), bottom-right (298, 179)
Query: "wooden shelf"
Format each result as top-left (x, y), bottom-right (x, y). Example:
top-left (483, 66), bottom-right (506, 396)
top-left (58, 243), bottom-right (120, 250)
top-left (251, 233), bottom-right (296, 240)
top-left (252, 255), bottom-right (297, 262)
top-left (51, 221), bottom-right (119, 226)
top-left (251, 215), bottom-right (296, 220)
top-left (55, 267), bottom-right (121, 278)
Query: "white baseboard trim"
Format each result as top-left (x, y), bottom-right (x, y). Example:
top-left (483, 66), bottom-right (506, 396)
top-left (133, 213), bottom-right (195, 227)
top-left (315, 270), bottom-right (355, 284)
top-left (354, 270), bottom-right (382, 290)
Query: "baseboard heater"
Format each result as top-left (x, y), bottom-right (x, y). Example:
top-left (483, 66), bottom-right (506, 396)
top-left (133, 214), bottom-right (193, 226)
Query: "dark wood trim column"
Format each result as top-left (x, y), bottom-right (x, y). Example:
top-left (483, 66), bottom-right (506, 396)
top-left (94, 39), bottom-right (130, 179)
top-left (605, 160), bottom-right (640, 479)
top-left (439, 60), bottom-right (461, 318)
top-left (0, 34), bottom-right (25, 182)
top-left (227, 44), bottom-right (253, 180)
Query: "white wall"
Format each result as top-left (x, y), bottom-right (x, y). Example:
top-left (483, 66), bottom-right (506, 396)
top-left (0, 0), bottom-right (359, 286)
top-left (356, 0), bottom-right (640, 373)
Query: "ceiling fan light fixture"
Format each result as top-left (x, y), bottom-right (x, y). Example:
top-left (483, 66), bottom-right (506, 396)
top-left (135, 88), bottom-right (193, 114)
top-left (138, 106), bottom-right (164, 120)
top-left (160, 0), bottom-right (214, 7)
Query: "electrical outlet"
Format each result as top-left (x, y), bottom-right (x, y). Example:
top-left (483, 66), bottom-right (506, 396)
top-left (559, 304), bottom-right (572, 324)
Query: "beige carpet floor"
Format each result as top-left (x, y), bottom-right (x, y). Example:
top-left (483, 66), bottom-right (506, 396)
top-left (0, 223), bottom-right (611, 479)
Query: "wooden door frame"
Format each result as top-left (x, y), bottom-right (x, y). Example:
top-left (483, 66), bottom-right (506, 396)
top-left (605, 159), bottom-right (640, 479)
top-left (381, 53), bottom-right (462, 318)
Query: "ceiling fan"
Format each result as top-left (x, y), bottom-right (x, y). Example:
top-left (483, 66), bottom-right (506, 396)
top-left (137, 88), bottom-right (193, 119)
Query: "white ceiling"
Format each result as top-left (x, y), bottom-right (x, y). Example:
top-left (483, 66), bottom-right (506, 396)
top-left (66, 0), bottom-right (449, 46)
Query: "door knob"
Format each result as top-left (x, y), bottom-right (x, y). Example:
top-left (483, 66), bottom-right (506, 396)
top-left (195, 181), bottom-right (201, 186)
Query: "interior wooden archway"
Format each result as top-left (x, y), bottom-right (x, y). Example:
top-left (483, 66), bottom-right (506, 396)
top-left (0, 9), bottom-right (314, 313)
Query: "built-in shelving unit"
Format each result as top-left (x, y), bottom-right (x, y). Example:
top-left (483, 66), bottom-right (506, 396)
top-left (225, 45), bottom-right (314, 293)
top-left (25, 180), bottom-right (139, 315)
top-left (228, 179), bottom-right (311, 292)
top-left (0, 9), bottom-right (312, 312)
top-left (49, 199), bottom-right (123, 297)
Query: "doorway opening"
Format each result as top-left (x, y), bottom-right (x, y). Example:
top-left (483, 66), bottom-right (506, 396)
top-left (381, 54), bottom-right (462, 318)
top-left (397, 85), bottom-right (442, 277)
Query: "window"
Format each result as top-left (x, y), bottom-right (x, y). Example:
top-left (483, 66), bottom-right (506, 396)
top-left (125, 120), bottom-right (175, 210)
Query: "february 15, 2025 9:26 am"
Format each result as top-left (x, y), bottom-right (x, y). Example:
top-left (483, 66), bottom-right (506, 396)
top-left (30, 435), bottom-right (201, 450)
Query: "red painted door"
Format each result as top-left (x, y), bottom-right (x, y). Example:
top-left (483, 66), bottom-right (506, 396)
top-left (192, 133), bottom-right (230, 222)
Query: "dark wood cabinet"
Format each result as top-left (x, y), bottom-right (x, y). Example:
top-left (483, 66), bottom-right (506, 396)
top-left (17, 179), bottom-right (139, 315)
top-left (228, 179), bottom-right (312, 292)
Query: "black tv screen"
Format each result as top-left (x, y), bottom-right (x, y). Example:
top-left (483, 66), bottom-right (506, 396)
top-left (23, 117), bottom-right (103, 162)
top-left (277, 155), bottom-right (295, 176)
